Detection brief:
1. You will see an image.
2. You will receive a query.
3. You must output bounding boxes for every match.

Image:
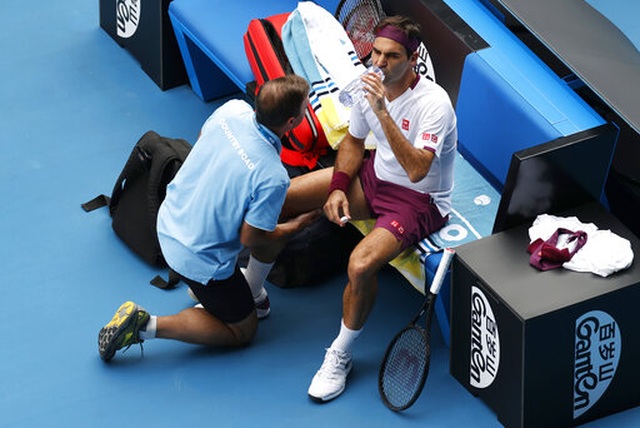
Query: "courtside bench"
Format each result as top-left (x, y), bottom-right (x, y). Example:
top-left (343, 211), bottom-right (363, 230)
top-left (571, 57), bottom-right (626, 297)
top-left (166, 0), bottom-right (611, 345)
top-left (168, 0), bottom-right (340, 101)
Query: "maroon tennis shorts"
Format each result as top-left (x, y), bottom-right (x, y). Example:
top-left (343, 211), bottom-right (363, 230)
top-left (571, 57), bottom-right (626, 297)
top-left (358, 152), bottom-right (447, 250)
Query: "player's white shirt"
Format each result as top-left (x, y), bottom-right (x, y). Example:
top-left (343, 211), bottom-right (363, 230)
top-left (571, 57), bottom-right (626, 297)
top-left (349, 75), bottom-right (457, 216)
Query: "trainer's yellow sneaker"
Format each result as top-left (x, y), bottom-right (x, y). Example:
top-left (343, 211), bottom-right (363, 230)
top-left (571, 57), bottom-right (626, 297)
top-left (98, 301), bottom-right (150, 362)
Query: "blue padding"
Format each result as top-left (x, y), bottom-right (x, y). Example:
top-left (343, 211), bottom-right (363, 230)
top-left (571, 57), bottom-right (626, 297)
top-left (446, 0), bottom-right (605, 188)
top-left (169, 0), bottom-right (341, 100)
top-left (426, 0), bottom-right (607, 346)
top-left (456, 52), bottom-right (562, 188)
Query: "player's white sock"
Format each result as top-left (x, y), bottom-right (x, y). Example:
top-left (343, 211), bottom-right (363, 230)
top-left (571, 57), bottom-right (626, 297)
top-left (329, 319), bottom-right (361, 354)
top-left (243, 255), bottom-right (274, 301)
top-left (139, 315), bottom-right (157, 341)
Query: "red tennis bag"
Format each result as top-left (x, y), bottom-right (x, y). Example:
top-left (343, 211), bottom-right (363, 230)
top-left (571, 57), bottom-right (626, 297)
top-left (243, 13), bottom-right (329, 170)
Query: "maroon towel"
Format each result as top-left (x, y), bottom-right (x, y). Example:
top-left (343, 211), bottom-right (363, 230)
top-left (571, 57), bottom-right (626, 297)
top-left (527, 228), bottom-right (588, 271)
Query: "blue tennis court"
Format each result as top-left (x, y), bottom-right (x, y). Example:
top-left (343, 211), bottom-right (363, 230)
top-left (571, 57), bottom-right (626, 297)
top-left (1, 1), bottom-right (638, 427)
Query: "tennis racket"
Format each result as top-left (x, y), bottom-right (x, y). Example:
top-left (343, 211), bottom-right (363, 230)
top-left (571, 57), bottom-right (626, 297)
top-left (335, 0), bottom-right (386, 62)
top-left (378, 247), bottom-right (456, 411)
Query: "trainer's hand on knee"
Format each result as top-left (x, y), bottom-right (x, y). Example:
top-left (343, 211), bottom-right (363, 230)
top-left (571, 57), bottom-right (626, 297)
top-left (289, 209), bottom-right (322, 232)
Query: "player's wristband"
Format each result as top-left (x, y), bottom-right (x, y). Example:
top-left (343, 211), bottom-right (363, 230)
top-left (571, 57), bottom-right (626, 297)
top-left (328, 171), bottom-right (351, 195)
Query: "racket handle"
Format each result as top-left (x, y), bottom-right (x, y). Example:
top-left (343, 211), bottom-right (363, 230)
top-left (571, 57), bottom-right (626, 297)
top-left (429, 248), bottom-right (455, 295)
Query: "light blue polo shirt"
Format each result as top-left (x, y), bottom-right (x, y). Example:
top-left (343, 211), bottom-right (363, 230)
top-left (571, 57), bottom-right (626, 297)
top-left (157, 100), bottom-right (289, 284)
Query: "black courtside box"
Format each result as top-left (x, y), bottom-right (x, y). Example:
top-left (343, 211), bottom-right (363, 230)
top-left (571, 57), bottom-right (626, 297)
top-left (99, 0), bottom-right (187, 90)
top-left (450, 202), bottom-right (640, 427)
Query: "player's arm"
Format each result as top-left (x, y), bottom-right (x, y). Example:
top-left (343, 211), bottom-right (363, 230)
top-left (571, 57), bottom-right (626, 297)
top-left (376, 110), bottom-right (434, 183)
top-left (333, 132), bottom-right (366, 180)
top-left (324, 132), bottom-right (366, 224)
top-left (362, 73), bottom-right (434, 183)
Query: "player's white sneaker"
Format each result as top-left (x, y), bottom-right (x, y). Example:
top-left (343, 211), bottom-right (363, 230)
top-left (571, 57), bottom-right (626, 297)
top-left (308, 348), bottom-right (352, 402)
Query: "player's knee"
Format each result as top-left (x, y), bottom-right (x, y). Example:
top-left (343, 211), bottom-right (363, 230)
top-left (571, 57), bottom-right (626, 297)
top-left (347, 252), bottom-right (376, 283)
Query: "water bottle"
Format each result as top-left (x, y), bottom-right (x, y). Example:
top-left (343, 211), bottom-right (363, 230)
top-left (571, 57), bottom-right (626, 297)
top-left (338, 65), bottom-right (384, 107)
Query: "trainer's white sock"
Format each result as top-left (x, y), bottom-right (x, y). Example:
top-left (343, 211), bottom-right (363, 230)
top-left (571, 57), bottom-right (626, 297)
top-left (329, 319), bottom-right (361, 354)
top-left (243, 255), bottom-right (274, 302)
top-left (138, 315), bottom-right (157, 341)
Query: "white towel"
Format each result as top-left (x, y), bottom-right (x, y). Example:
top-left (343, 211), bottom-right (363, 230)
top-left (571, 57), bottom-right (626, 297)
top-left (282, 1), bottom-right (365, 147)
top-left (529, 214), bottom-right (634, 277)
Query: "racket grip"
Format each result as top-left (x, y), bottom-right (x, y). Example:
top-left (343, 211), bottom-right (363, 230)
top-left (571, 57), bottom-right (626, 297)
top-left (429, 248), bottom-right (455, 294)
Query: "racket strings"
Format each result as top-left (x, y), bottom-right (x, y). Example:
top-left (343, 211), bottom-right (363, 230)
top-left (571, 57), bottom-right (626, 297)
top-left (336, 0), bottom-right (385, 61)
top-left (379, 249), bottom-right (454, 411)
top-left (380, 327), bottom-right (429, 410)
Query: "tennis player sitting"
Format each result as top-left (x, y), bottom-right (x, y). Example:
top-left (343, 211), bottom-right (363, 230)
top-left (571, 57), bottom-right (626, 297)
top-left (277, 15), bottom-right (458, 402)
top-left (97, 75), bottom-right (320, 362)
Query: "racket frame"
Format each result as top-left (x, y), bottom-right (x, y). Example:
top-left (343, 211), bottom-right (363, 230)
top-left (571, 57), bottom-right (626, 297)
top-left (378, 248), bottom-right (456, 411)
top-left (335, 0), bottom-right (385, 61)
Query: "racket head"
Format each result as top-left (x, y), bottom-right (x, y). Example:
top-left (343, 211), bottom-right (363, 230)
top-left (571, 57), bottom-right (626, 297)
top-left (378, 324), bottom-right (430, 411)
top-left (335, 0), bottom-right (385, 61)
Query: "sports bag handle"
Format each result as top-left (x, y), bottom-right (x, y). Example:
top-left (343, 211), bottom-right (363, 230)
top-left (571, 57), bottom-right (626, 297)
top-left (81, 194), bottom-right (110, 212)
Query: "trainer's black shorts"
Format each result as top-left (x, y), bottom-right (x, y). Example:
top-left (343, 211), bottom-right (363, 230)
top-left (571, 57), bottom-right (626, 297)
top-left (181, 265), bottom-right (254, 323)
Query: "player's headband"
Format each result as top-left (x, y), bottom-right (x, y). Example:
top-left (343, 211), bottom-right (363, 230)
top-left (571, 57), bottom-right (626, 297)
top-left (375, 25), bottom-right (421, 53)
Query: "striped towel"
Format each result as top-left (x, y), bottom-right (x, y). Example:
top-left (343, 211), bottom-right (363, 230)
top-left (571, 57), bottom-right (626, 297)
top-left (282, 1), bottom-right (365, 148)
top-left (351, 219), bottom-right (429, 292)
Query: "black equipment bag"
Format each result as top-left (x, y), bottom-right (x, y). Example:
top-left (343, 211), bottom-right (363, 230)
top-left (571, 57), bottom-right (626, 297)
top-left (82, 131), bottom-right (191, 287)
top-left (266, 216), bottom-right (362, 288)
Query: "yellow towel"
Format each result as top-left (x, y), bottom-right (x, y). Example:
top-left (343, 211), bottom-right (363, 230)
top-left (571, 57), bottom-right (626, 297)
top-left (351, 219), bottom-right (426, 293)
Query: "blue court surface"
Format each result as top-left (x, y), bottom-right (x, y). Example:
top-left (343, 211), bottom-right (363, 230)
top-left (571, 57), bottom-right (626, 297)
top-left (1, 1), bottom-right (639, 427)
